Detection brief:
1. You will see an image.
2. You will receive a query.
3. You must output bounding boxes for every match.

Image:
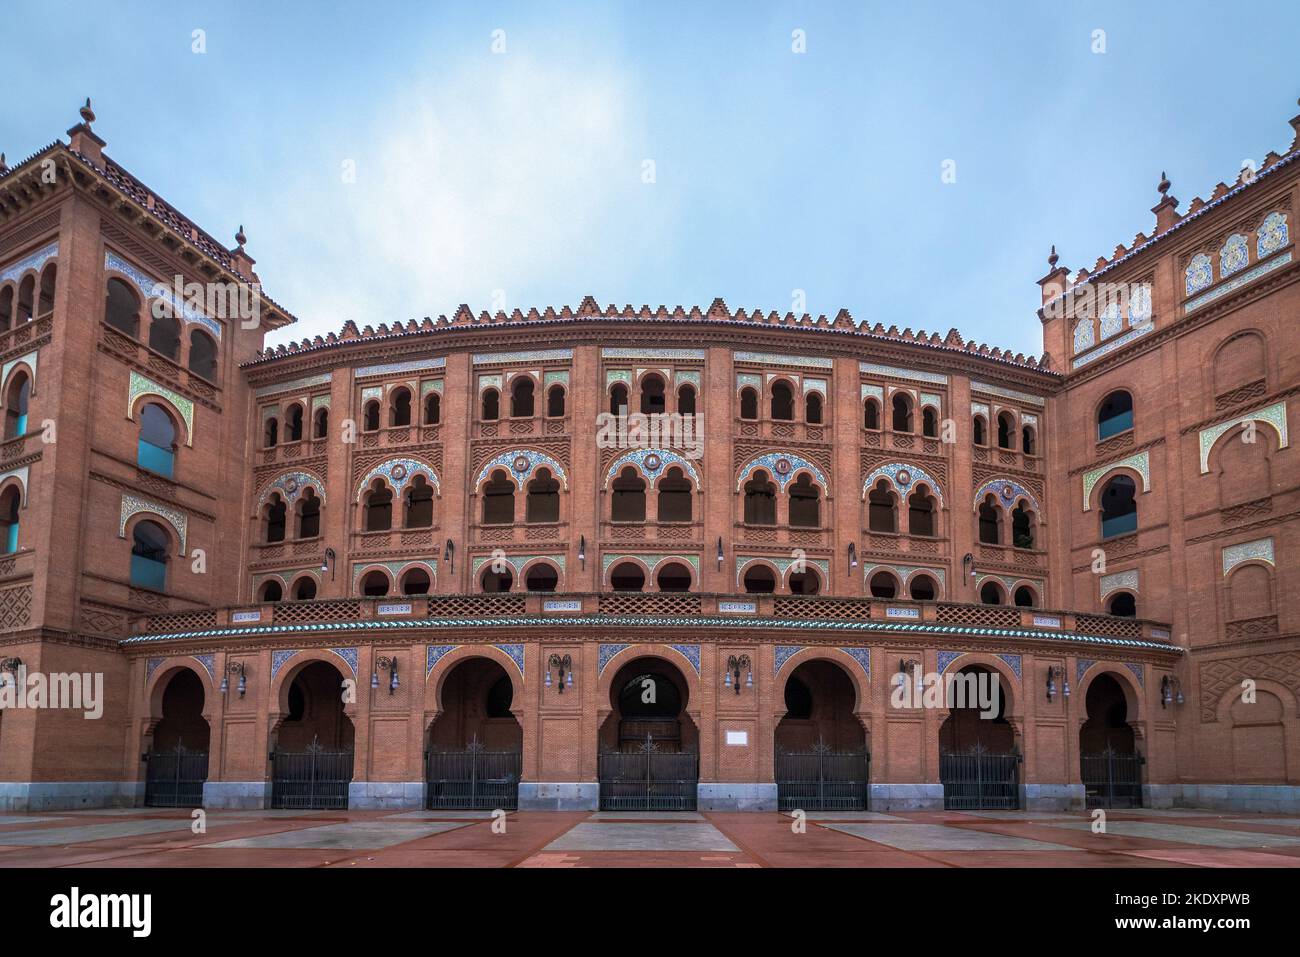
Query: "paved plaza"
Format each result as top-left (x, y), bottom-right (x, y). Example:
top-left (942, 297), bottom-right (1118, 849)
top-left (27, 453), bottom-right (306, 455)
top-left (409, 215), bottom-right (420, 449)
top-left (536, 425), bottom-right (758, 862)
top-left (1, 807), bottom-right (1299, 867)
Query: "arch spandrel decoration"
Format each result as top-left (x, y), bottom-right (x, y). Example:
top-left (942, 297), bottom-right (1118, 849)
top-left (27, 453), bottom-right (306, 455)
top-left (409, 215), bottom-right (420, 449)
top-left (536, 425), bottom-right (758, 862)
top-left (1100, 569), bottom-right (1139, 598)
top-left (473, 553), bottom-right (566, 576)
top-left (938, 651), bottom-right (1022, 680)
top-left (735, 555), bottom-right (829, 588)
top-left (1197, 401), bottom-right (1289, 473)
top-left (863, 563), bottom-right (946, 590)
top-left (127, 371), bottom-right (195, 446)
top-left (1081, 450), bottom-right (1150, 510)
top-left (475, 449), bottom-right (568, 490)
top-left (352, 558), bottom-right (438, 589)
top-left (973, 477), bottom-right (1040, 514)
top-left (1257, 211), bottom-right (1288, 258)
top-left (604, 448), bottom-right (701, 489)
top-left (0, 241), bottom-right (58, 285)
top-left (355, 457), bottom-right (441, 501)
top-left (1, 351), bottom-right (37, 396)
top-left (0, 466), bottom-right (29, 506)
top-left (493, 643), bottom-right (525, 677)
top-left (737, 452), bottom-right (828, 492)
top-left (426, 644), bottom-right (460, 676)
top-left (258, 470), bottom-right (327, 510)
top-left (1222, 537), bottom-right (1274, 576)
top-left (861, 462), bottom-right (943, 506)
top-left (105, 250), bottom-right (223, 339)
top-left (597, 642), bottom-right (699, 676)
top-left (119, 494), bottom-right (187, 555)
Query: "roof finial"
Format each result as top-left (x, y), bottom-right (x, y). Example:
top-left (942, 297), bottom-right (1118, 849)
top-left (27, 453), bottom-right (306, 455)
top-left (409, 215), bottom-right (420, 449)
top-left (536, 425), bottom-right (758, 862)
top-left (80, 97), bottom-right (95, 127)
top-left (1157, 170), bottom-right (1171, 196)
top-left (235, 224), bottom-right (247, 248)
top-left (1047, 244), bottom-right (1059, 268)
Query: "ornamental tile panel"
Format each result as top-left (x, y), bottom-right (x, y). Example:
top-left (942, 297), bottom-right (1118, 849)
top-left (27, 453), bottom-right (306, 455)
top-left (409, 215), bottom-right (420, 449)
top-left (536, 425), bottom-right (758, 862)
top-left (1077, 659), bottom-right (1096, 684)
top-left (271, 650), bottom-right (299, 679)
top-left (493, 643), bottom-right (525, 677)
top-left (191, 654), bottom-right (215, 680)
top-left (1073, 319), bottom-right (1095, 354)
top-left (105, 250), bottom-right (222, 339)
top-left (1099, 301), bottom-right (1123, 340)
top-left (996, 654), bottom-right (1022, 680)
top-left (1220, 234), bottom-right (1249, 277)
top-left (803, 377), bottom-right (828, 395)
top-left (862, 563), bottom-right (946, 589)
top-left (1100, 569), bottom-right (1139, 598)
top-left (734, 351), bottom-right (832, 369)
top-left (604, 448), bottom-right (701, 489)
top-left (329, 647), bottom-right (358, 675)
top-left (937, 651), bottom-right (963, 673)
top-left (737, 452), bottom-right (828, 492)
top-left (605, 553), bottom-right (701, 574)
top-left (598, 643), bottom-right (633, 673)
top-left (1184, 252), bottom-right (1213, 296)
top-left (0, 241), bottom-right (58, 284)
top-left (1124, 662), bottom-right (1145, 688)
top-left (1198, 401), bottom-right (1289, 473)
top-left (355, 358), bottom-right (445, 378)
top-left (861, 462), bottom-right (943, 506)
top-left (355, 457), bottom-right (440, 500)
top-left (919, 392), bottom-right (941, 409)
top-left (474, 349), bottom-right (572, 365)
top-left (840, 648), bottom-right (871, 679)
top-left (1, 351), bottom-right (37, 393)
top-left (738, 373), bottom-right (762, 391)
top-left (1128, 283), bottom-right (1152, 324)
top-left (861, 384), bottom-right (884, 402)
top-left (1072, 321), bottom-right (1154, 369)
top-left (474, 449), bottom-right (567, 490)
top-left (426, 644), bottom-right (459, 676)
top-left (858, 362), bottom-right (948, 385)
top-left (1185, 251), bottom-right (1292, 315)
top-left (1257, 211), bottom-right (1288, 258)
top-left (974, 477), bottom-right (1040, 514)
top-left (256, 373), bottom-right (332, 397)
top-left (543, 370), bottom-right (569, 387)
top-left (668, 644), bottom-right (701, 674)
top-left (145, 657), bottom-right (164, 682)
top-left (675, 370), bottom-right (702, 388)
top-left (1222, 538), bottom-right (1274, 576)
top-left (258, 470), bottom-right (327, 509)
top-left (128, 371), bottom-right (194, 446)
top-left (472, 553), bottom-right (565, 575)
top-left (119, 494), bottom-right (187, 554)
top-left (601, 348), bottom-right (705, 361)
top-left (1081, 450), bottom-right (1149, 510)
top-left (774, 645), bottom-right (805, 674)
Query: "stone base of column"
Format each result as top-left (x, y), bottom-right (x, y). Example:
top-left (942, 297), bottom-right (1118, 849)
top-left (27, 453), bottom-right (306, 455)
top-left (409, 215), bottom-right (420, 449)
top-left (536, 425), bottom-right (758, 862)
top-left (202, 781), bottom-right (271, 809)
top-left (697, 783), bottom-right (777, 811)
top-left (1145, 784), bottom-right (1300, 814)
top-left (517, 782), bottom-right (598, 811)
top-left (0, 781), bottom-right (139, 811)
top-left (1021, 784), bottom-right (1085, 811)
top-left (870, 783), bottom-right (945, 810)
top-left (347, 781), bottom-right (424, 809)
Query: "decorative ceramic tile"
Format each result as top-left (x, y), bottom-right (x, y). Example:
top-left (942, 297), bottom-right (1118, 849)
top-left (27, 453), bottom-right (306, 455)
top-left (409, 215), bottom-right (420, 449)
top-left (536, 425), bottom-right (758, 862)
top-left (330, 647), bottom-right (358, 675)
top-left (970, 382), bottom-right (1047, 408)
top-left (1072, 321), bottom-right (1154, 369)
top-left (421, 379), bottom-right (444, 398)
top-left (426, 644), bottom-right (459, 676)
top-left (0, 465), bottom-right (29, 504)
top-left (271, 650), bottom-right (299, 679)
top-left (861, 383), bottom-right (884, 402)
top-left (105, 250), bottom-right (222, 339)
top-left (1032, 614), bottom-right (1061, 629)
top-left (598, 643), bottom-right (633, 673)
top-left (1124, 662), bottom-right (1145, 688)
top-left (886, 606), bottom-right (921, 619)
top-left (667, 644), bottom-right (701, 674)
top-left (1099, 301), bottom-right (1124, 340)
top-left (1100, 569), bottom-right (1139, 598)
top-left (258, 470), bottom-right (327, 509)
top-left (1257, 211), bottom-right (1288, 258)
top-left (861, 462), bottom-right (943, 506)
top-left (604, 553), bottom-right (701, 575)
top-left (774, 645), bottom-right (805, 674)
top-left (937, 651), bottom-right (963, 674)
top-left (190, 654), bottom-right (215, 680)
top-left (737, 451), bottom-right (828, 492)
top-left (1222, 538), bottom-right (1274, 576)
top-left (840, 647), bottom-right (871, 679)
top-left (493, 644), bottom-right (525, 677)
top-left (128, 371), bottom-right (194, 446)
top-left (1185, 251), bottom-right (1292, 315)
top-left (360, 386), bottom-right (382, 404)
top-left (477, 375), bottom-right (502, 393)
top-left (974, 476), bottom-right (1039, 514)
top-left (255, 373), bottom-right (331, 397)
top-left (676, 370), bottom-right (702, 388)
top-left (1081, 450), bottom-right (1149, 510)
top-left (858, 362), bottom-right (947, 385)
top-left (311, 394), bottom-right (330, 412)
top-left (1, 351), bottom-right (37, 393)
top-left (736, 556), bottom-right (829, 584)
top-left (355, 457), bottom-right (440, 500)
top-left (474, 349), bottom-right (571, 365)
top-left (919, 392), bottom-right (941, 410)
top-left (1197, 401), bottom-right (1288, 473)
top-left (145, 657), bottom-right (164, 682)
top-left (355, 358), bottom-right (445, 379)
top-left (475, 449), bottom-right (568, 489)
top-left (1184, 252), bottom-right (1213, 296)
top-left (602, 348), bottom-right (705, 361)
top-left (606, 369), bottom-right (632, 389)
top-left (862, 563), bottom-right (946, 589)
top-left (1076, 659), bottom-right (1096, 684)
top-left (803, 377), bottom-right (828, 395)
top-left (119, 494), bottom-right (187, 554)
top-left (996, 654), bottom-right (1022, 680)
top-left (1128, 283), bottom-right (1153, 324)
top-left (734, 350), bottom-right (832, 369)
top-left (1022, 413), bottom-right (1038, 427)
top-left (971, 401), bottom-right (990, 419)
top-left (543, 370), bottom-right (569, 387)
top-left (604, 448), bottom-right (701, 489)
top-left (0, 241), bottom-right (57, 284)
top-left (472, 553), bottom-right (565, 576)
top-left (1073, 319), bottom-right (1096, 354)
top-left (1220, 233), bottom-right (1249, 277)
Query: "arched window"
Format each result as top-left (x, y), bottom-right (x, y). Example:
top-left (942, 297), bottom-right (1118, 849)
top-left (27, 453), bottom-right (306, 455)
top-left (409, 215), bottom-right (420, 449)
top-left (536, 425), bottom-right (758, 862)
top-left (868, 571), bottom-right (898, 598)
top-left (405, 475), bottom-right (434, 528)
top-left (296, 487), bottom-right (321, 538)
top-left (908, 486), bottom-right (936, 537)
top-left (264, 493), bottom-right (287, 543)
top-left (0, 485), bottom-right (20, 554)
top-left (1013, 585), bottom-right (1036, 608)
top-left (1097, 390), bottom-right (1133, 440)
top-left (609, 562), bottom-right (645, 592)
top-left (789, 568), bottom-right (820, 595)
top-left (481, 565), bottom-right (514, 593)
top-left (909, 574), bottom-right (937, 601)
top-left (363, 480), bottom-right (393, 532)
top-left (1021, 425), bottom-right (1036, 456)
top-left (743, 470), bottom-right (776, 525)
top-left (259, 580), bottom-right (283, 602)
top-left (137, 403), bottom-right (177, 478)
top-left (922, 407), bottom-right (938, 438)
top-left (677, 384), bottom-right (696, 415)
top-left (1100, 475), bottom-right (1137, 539)
top-left (997, 411), bottom-right (1015, 450)
top-left (360, 570), bottom-right (390, 597)
top-left (867, 480), bottom-right (897, 533)
top-left (401, 567), bottom-right (431, 595)
top-left (105, 278), bottom-right (140, 336)
top-left (788, 474), bottom-right (820, 528)
top-left (130, 520), bottom-right (170, 590)
top-left (972, 415), bottom-right (987, 446)
top-left (481, 388), bottom-right (500, 422)
top-left (4, 372), bottom-right (31, 440)
top-left (481, 469), bottom-right (515, 525)
top-left (656, 562), bottom-right (692, 592)
top-left (658, 467), bottom-right (692, 522)
top-left (1108, 593), bottom-right (1136, 618)
top-left (743, 565), bottom-right (776, 594)
top-left (770, 381), bottom-right (795, 420)
top-left (546, 385), bottom-right (565, 418)
top-left (640, 374), bottom-right (665, 415)
top-left (424, 392), bottom-right (441, 425)
top-left (363, 400), bottom-right (380, 432)
top-left (389, 388), bottom-right (412, 427)
top-left (313, 407), bottom-right (329, 439)
top-left (263, 415), bottom-right (279, 448)
top-left (864, 398), bottom-right (881, 430)
top-left (285, 404), bottom-right (304, 442)
top-left (891, 393), bottom-right (913, 432)
top-left (610, 383), bottom-right (629, 416)
top-left (0, 286), bottom-right (12, 331)
top-left (511, 378), bottom-right (534, 417)
top-left (978, 495), bottom-right (1001, 544)
top-left (1011, 502), bottom-right (1035, 549)
top-left (806, 393), bottom-right (823, 424)
top-left (16, 276), bottom-right (33, 324)
top-left (188, 330), bottom-right (217, 380)
top-left (525, 563), bottom-right (557, 593)
top-left (611, 466), bottom-right (646, 522)
top-left (526, 468), bottom-right (560, 523)
top-left (293, 577), bottom-right (317, 601)
top-left (980, 581), bottom-right (1004, 605)
top-left (37, 265), bottom-right (56, 316)
top-left (739, 387), bottom-right (758, 420)
top-left (148, 310), bottom-right (181, 362)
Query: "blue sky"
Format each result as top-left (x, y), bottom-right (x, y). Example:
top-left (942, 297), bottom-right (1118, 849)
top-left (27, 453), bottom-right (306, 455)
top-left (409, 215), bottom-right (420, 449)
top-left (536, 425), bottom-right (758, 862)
top-left (5, 1), bottom-right (1297, 356)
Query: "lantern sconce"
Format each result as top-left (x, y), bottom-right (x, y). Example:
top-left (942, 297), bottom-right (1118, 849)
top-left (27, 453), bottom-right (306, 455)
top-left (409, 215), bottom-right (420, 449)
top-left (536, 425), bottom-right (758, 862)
top-left (372, 655), bottom-right (399, 694)
top-left (847, 542), bottom-right (858, 572)
top-left (443, 538), bottom-right (455, 573)
top-left (220, 660), bottom-right (247, 698)
top-left (546, 653), bottom-right (573, 693)
top-left (0, 656), bottom-right (23, 689)
top-left (724, 654), bottom-right (752, 695)
top-left (1160, 675), bottom-right (1183, 709)
top-left (1046, 665), bottom-right (1069, 702)
top-left (578, 536), bottom-right (586, 570)
top-left (320, 547), bottom-right (336, 581)
top-left (962, 553), bottom-right (976, 580)
top-left (717, 536), bottom-right (725, 570)
top-left (898, 657), bottom-right (923, 698)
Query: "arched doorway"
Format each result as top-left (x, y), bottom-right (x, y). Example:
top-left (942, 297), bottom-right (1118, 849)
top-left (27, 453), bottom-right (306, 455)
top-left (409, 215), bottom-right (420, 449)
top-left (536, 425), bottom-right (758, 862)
top-left (426, 657), bottom-right (523, 810)
top-left (271, 660), bottom-right (355, 809)
top-left (597, 656), bottom-right (699, 810)
top-left (1079, 673), bottom-right (1143, 808)
top-left (938, 664), bottom-right (1021, 809)
top-left (774, 659), bottom-right (869, 810)
top-left (144, 668), bottom-right (210, 807)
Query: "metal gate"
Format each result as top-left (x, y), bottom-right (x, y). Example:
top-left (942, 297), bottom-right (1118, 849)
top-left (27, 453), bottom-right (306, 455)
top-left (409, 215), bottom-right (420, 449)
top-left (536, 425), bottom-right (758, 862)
top-left (940, 746), bottom-right (1022, 810)
top-left (775, 745), bottom-right (870, 811)
top-left (426, 741), bottom-right (521, 810)
top-left (598, 737), bottom-right (698, 811)
top-left (1082, 747), bottom-right (1144, 809)
top-left (144, 744), bottom-right (208, 808)
top-left (270, 739), bottom-right (354, 810)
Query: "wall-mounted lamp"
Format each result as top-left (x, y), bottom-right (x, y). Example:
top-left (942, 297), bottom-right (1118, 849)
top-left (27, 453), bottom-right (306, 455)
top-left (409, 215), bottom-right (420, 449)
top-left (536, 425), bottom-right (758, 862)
top-left (717, 536), bottom-right (725, 569)
top-left (546, 653), bottom-right (573, 692)
top-left (1046, 665), bottom-right (1069, 702)
top-left (962, 553), bottom-right (976, 580)
top-left (898, 657), bottom-right (924, 698)
top-left (1160, 675), bottom-right (1183, 709)
top-left (220, 660), bottom-right (247, 697)
top-left (577, 536), bottom-right (586, 570)
top-left (847, 542), bottom-right (858, 572)
top-left (724, 654), bottom-right (752, 694)
top-left (0, 657), bottom-right (23, 689)
top-left (372, 655), bottom-right (399, 694)
top-left (443, 538), bottom-right (455, 573)
top-left (320, 547), bottom-right (336, 581)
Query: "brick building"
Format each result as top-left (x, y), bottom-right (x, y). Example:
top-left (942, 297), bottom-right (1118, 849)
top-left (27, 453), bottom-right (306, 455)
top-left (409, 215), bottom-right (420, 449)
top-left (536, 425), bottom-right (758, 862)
top-left (0, 102), bottom-right (1295, 814)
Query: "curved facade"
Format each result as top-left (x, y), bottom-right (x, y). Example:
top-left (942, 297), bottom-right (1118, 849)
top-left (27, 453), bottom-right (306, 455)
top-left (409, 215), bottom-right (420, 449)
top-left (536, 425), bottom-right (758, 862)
top-left (0, 106), bottom-right (1296, 813)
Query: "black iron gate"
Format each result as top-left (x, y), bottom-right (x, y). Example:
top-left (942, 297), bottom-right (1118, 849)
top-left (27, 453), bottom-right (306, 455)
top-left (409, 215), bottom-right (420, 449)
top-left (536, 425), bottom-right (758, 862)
top-left (598, 737), bottom-right (698, 811)
top-left (270, 739), bottom-right (354, 810)
top-left (143, 744), bottom-right (209, 807)
top-left (940, 746), bottom-right (1022, 810)
top-left (426, 742), bottom-right (521, 810)
top-left (775, 745), bottom-right (870, 811)
top-left (1082, 748), bottom-right (1144, 809)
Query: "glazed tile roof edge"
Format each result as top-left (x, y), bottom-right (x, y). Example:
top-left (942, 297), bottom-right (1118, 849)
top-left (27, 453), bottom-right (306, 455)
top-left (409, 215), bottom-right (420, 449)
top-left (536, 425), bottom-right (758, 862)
top-left (119, 615), bottom-right (1181, 652)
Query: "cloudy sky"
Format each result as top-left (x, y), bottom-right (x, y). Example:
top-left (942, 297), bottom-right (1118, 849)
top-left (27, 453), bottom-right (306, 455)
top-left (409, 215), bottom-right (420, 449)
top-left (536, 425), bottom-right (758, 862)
top-left (6, 1), bottom-right (1298, 356)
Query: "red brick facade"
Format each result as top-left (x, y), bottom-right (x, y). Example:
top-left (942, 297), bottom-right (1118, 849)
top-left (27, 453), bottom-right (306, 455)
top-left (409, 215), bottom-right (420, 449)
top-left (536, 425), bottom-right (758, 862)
top-left (0, 104), bottom-right (1296, 812)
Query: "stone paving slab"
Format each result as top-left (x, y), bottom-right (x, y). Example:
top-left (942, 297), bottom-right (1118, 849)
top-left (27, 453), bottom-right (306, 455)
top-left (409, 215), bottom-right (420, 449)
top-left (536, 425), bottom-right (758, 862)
top-left (386, 810), bottom-right (509, 820)
top-left (1227, 818), bottom-right (1300, 827)
top-left (0, 818), bottom-right (195, 846)
top-left (794, 811), bottom-right (905, 821)
top-left (1050, 821), bottom-right (1300, 848)
top-left (956, 811), bottom-right (1085, 820)
top-left (0, 815), bottom-right (66, 825)
top-left (824, 822), bottom-right (1077, 851)
top-left (544, 822), bottom-right (738, 852)
top-left (589, 811), bottom-right (705, 821)
top-left (203, 821), bottom-right (470, 850)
